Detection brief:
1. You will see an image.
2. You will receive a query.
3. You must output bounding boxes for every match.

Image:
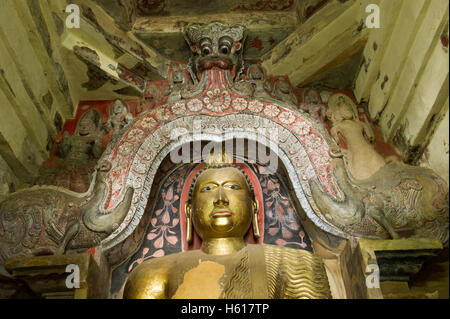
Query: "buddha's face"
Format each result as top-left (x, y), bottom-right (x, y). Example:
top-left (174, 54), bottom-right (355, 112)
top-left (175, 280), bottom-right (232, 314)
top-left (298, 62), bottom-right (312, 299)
top-left (189, 167), bottom-right (255, 240)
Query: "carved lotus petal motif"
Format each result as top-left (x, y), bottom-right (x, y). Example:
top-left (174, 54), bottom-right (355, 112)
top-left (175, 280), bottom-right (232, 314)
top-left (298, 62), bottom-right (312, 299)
top-left (263, 104), bottom-right (280, 117)
top-left (155, 108), bottom-right (171, 121)
top-left (248, 100), bottom-right (264, 113)
top-left (118, 142), bottom-right (133, 157)
top-left (171, 102), bottom-right (187, 115)
top-left (140, 116), bottom-right (157, 130)
top-left (232, 97), bottom-right (248, 111)
top-left (187, 98), bottom-right (203, 112)
top-left (278, 111), bottom-right (296, 125)
top-left (291, 120), bottom-right (310, 136)
top-left (204, 89), bottom-right (231, 112)
top-left (127, 129), bottom-right (145, 143)
top-left (133, 161), bottom-right (148, 174)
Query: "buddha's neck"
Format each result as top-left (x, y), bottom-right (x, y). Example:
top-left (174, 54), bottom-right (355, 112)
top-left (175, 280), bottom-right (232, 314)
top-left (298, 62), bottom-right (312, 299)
top-left (201, 237), bottom-right (245, 255)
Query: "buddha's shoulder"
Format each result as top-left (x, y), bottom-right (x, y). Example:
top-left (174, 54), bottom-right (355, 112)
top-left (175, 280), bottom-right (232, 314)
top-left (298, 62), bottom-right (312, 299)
top-left (124, 250), bottom-right (206, 298)
top-left (129, 249), bottom-right (205, 273)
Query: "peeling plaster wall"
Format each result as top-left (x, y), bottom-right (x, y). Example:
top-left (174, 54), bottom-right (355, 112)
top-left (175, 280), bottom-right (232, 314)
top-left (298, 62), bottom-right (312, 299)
top-left (354, 0), bottom-right (449, 181)
top-left (0, 0), bottom-right (79, 198)
top-left (0, 156), bottom-right (20, 203)
top-left (420, 105), bottom-right (449, 185)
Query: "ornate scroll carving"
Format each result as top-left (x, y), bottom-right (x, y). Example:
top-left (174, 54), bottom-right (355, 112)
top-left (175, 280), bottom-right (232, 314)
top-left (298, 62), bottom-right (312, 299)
top-left (0, 167), bottom-right (134, 263)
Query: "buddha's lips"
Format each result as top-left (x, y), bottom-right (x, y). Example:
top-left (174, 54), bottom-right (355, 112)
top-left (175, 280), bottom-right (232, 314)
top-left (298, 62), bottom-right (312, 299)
top-left (199, 58), bottom-right (232, 71)
top-left (210, 210), bottom-right (233, 218)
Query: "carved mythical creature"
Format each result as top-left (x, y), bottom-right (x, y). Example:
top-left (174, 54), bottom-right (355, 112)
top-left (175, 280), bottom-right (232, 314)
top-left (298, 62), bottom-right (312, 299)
top-left (0, 162), bottom-right (134, 263)
top-left (272, 77), bottom-right (298, 107)
top-left (124, 150), bottom-right (331, 299)
top-left (182, 22), bottom-right (246, 97)
top-left (310, 158), bottom-right (449, 244)
top-left (326, 93), bottom-right (386, 181)
top-left (300, 89), bottom-right (326, 122)
top-left (310, 93), bottom-right (449, 243)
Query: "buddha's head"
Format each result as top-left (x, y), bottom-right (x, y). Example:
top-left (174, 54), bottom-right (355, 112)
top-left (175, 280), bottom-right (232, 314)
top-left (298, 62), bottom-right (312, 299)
top-left (185, 150), bottom-right (259, 244)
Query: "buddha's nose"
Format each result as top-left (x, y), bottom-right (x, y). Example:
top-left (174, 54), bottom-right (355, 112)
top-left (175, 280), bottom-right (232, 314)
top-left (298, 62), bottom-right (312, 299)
top-left (214, 187), bottom-right (229, 206)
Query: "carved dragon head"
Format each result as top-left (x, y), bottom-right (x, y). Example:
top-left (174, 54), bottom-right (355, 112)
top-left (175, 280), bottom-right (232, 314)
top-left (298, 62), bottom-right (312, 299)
top-left (184, 22), bottom-right (246, 82)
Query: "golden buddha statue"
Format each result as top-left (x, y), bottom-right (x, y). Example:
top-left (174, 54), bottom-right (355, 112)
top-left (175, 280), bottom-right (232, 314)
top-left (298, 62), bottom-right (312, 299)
top-left (124, 150), bottom-right (331, 299)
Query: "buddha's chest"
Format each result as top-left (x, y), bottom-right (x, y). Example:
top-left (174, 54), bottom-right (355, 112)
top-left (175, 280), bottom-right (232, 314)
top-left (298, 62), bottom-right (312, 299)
top-left (168, 250), bottom-right (258, 299)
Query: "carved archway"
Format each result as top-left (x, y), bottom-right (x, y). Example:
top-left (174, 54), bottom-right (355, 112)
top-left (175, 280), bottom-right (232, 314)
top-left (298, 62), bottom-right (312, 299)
top-left (98, 94), bottom-right (347, 251)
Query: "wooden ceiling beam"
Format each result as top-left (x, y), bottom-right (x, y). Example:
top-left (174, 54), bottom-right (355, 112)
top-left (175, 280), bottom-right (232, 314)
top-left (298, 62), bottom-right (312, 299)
top-left (71, 0), bottom-right (170, 79)
top-left (132, 11), bottom-right (298, 35)
top-left (261, 0), bottom-right (368, 87)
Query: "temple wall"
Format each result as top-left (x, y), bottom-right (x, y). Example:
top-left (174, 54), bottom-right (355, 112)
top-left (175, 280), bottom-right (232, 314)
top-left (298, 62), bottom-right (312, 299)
top-left (420, 105), bottom-right (449, 185)
top-left (0, 0), bottom-right (80, 196)
top-left (354, 0), bottom-right (449, 181)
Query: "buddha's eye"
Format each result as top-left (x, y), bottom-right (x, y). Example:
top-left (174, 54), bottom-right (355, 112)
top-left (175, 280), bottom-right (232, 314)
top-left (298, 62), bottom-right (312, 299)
top-left (226, 184), bottom-right (241, 190)
top-left (201, 185), bottom-right (215, 192)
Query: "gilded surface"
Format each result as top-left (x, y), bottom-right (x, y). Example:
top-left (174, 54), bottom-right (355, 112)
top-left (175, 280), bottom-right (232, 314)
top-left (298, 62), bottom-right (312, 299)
top-left (124, 149), bottom-right (331, 299)
top-left (264, 244), bottom-right (331, 299)
top-left (124, 244), bottom-right (331, 299)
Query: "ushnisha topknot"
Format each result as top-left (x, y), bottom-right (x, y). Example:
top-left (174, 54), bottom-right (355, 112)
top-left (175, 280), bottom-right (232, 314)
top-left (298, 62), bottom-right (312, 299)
top-left (188, 147), bottom-right (256, 203)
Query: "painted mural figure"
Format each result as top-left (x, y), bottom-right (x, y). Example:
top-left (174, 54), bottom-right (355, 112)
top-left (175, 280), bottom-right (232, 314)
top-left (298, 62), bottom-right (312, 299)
top-left (124, 150), bottom-right (331, 299)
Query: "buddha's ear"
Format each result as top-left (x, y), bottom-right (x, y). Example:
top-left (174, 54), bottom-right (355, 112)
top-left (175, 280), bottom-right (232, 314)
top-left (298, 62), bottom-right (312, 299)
top-left (185, 202), bottom-right (193, 245)
top-left (252, 200), bottom-right (260, 239)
